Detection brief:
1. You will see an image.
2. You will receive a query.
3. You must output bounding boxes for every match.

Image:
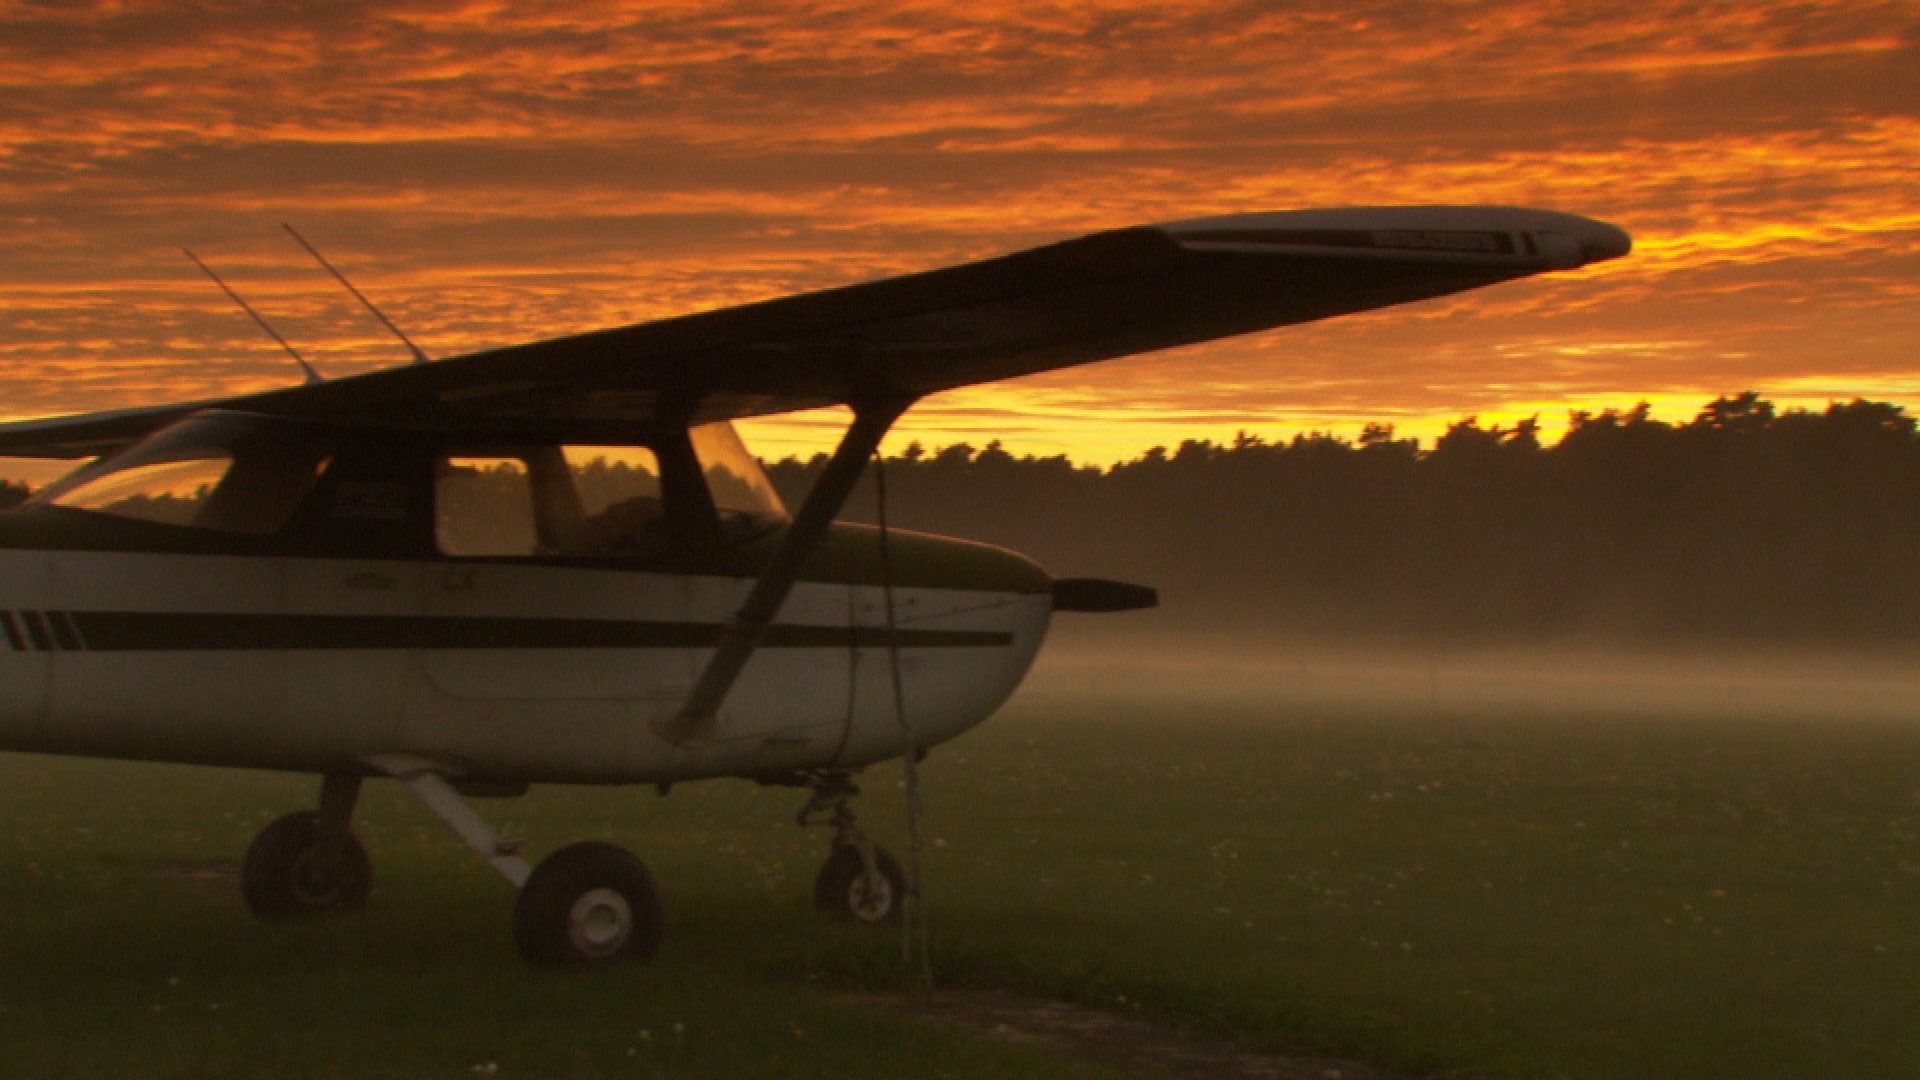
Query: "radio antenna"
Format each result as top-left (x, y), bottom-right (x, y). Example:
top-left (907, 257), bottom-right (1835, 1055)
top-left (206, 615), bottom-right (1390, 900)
top-left (282, 224), bottom-right (431, 364)
top-left (183, 249), bottom-right (322, 384)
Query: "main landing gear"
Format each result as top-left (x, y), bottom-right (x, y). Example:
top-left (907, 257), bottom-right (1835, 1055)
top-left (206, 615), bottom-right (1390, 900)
top-left (242, 774), bottom-right (373, 917)
top-left (241, 764), bottom-right (662, 966)
top-left (241, 766), bottom-right (901, 964)
top-left (798, 772), bottom-right (908, 925)
top-left (512, 842), bottom-right (662, 965)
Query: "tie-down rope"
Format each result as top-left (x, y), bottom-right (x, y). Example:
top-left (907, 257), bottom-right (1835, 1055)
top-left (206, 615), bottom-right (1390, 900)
top-left (873, 454), bottom-right (934, 987)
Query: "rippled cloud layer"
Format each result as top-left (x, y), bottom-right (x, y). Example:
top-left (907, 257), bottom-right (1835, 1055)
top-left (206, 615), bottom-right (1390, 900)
top-left (1, 1), bottom-right (1913, 463)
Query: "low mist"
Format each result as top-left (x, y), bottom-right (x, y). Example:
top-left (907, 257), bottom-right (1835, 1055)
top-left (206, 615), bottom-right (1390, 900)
top-left (1022, 619), bottom-right (1920, 724)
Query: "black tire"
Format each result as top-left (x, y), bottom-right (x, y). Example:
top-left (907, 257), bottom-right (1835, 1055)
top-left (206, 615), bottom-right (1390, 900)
top-left (242, 811), bottom-right (373, 919)
top-left (813, 843), bottom-right (907, 924)
top-left (513, 842), bottom-right (663, 966)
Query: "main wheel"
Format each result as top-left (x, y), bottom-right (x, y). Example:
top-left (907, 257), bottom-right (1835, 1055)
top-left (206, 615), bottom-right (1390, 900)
top-left (513, 842), bottom-right (663, 966)
top-left (813, 843), bottom-right (907, 924)
top-left (242, 811), bottom-right (373, 918)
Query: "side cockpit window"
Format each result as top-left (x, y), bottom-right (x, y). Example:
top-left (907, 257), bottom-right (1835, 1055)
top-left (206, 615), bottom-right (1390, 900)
top-left (430, 426), bottom-right (785, 560)
top-left (33, 413), bottom-right (332, 535)
top-left (434, 446), bottom-right (667, 558)
top-left (562, 447), bottom-right (666, 556)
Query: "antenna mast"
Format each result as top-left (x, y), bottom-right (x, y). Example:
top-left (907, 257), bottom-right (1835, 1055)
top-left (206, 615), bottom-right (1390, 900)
top-left (282, 224), bottom-right (431, 364)
top-left (183, 249), bottom-right (322, 385)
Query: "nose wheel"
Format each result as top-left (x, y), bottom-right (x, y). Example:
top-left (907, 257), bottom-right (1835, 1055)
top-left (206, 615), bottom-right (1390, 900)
top-left (814, 842), bottom-right (906, 923)
top-left (799, 773), bottom-right (909, 925)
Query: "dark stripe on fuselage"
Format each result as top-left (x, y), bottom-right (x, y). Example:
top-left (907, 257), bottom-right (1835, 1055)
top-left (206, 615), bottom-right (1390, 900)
top-left (20, 611), bottom-right (51, 651)
top-left (48, 611), bottom-right (83, 651)
top-left (61, 612), bottom-right (1012, 652)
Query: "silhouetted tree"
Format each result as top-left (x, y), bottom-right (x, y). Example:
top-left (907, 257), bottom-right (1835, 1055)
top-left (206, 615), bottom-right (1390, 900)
top-left (768, 394), bottom-right (1920, 641)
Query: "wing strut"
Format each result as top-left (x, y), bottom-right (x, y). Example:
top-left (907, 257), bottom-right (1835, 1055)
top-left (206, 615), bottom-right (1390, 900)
top-left (660, 397), bottom-right (913, 743)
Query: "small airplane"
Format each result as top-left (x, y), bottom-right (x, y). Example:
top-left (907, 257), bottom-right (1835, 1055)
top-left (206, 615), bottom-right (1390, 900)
top-left (0, 206), bottom-right (1628, 964)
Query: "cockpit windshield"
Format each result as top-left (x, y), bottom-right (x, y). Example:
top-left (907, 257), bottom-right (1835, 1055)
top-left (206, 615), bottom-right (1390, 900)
top-left (31, 412), bottom-right (332, 535)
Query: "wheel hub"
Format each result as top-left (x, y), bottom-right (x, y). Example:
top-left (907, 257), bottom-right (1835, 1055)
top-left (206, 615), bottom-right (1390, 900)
top-left (847, 868), bottom-right (895, 922)
top-left (566, 887), bottom-right (634, 957)
top-left (289, 848), bottom-right (345, 907)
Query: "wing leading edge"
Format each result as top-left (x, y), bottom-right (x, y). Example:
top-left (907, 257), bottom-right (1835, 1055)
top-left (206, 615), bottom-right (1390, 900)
top-left (0, 205), bottom-right (1629, 457)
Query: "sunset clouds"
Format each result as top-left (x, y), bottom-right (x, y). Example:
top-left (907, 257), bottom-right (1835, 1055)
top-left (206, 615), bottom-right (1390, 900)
top-left (1, 1), bottom-right (1914, 464)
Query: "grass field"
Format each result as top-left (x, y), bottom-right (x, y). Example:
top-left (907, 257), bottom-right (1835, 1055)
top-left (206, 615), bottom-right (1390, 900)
top-left (2, 643), bottom-right (1918, 1079)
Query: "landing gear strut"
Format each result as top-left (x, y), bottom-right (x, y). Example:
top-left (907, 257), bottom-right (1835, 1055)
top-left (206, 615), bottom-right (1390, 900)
top-left (363, 758), bottom-right (664, 967)
top-left (799, 773), bottom-right (907, 924)
top-left (250, 761), bottom-right (666, 966)
top-left (242, 774), bottom-right (373, 918)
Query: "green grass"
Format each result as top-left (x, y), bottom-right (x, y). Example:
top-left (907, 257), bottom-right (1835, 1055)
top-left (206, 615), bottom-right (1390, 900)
top-left (3, 676), bottom-right (1919, 1079)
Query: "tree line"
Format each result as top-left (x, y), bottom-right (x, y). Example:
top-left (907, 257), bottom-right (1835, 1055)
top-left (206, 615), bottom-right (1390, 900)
top-left (766, 394), bottom-right (1920, 642)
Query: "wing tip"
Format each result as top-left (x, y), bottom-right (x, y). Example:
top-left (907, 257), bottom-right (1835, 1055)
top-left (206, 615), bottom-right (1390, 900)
top-left (1158, 205), bottom-right (1631, 270)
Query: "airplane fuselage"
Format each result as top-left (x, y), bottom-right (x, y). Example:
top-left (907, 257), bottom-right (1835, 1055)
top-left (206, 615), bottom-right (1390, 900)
top-left (0, 537), bottom-right (1052, 784)
top-left (0, 410), bottom-right (1055, 787)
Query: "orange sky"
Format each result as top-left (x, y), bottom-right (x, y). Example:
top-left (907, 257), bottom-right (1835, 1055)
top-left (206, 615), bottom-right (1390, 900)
top-left (1, 0), bottom-right (1914, 468)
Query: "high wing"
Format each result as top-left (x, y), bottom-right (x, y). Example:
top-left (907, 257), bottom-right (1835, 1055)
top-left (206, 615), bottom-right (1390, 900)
top-left (0, 206), bottom-right (1629, 458)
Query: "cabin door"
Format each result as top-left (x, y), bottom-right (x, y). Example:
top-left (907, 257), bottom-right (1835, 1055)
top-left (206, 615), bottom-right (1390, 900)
top-left (281, 557), bottom-right (420, 762)
top-left (411, 560), bottom-right (702, 777)
top-left (405, 452), bottom-right (693, 777)
top-left (405, 444), bottom-right (856, 777)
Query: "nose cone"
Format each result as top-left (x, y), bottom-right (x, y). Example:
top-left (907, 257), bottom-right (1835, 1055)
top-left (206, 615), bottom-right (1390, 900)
top-left (1580, 222), bottom-right (1632, 264)
top-left (1538, 217), bottom-right (1632, 270)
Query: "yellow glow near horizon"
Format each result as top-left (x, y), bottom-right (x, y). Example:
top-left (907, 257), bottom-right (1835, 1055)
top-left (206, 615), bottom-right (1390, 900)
top-left (737, 381), bottom-right (1920, 467)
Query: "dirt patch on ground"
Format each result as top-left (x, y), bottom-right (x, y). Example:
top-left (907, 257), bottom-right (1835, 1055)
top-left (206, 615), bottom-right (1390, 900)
top-left (146, 860), bottom-right (241, 890)
top-left (847, 988), bottom-right (1418, 1080)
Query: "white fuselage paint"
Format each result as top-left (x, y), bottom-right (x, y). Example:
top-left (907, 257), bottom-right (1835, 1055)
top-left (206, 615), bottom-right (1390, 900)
top-left (0, 551), bottom-right (1052, 784)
